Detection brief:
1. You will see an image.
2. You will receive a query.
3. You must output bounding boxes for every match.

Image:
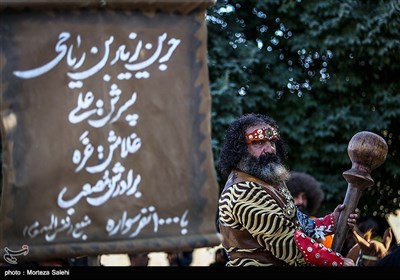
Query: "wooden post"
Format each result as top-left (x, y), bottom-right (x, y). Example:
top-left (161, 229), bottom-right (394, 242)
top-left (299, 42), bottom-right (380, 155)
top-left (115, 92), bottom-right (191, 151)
top-left (331, 131), bottom-right (388, 252)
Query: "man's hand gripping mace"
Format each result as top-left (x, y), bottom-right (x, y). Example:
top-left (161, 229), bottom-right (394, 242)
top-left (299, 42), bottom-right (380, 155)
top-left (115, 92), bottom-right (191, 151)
top-left (331, 131), bottom-right (388, 252)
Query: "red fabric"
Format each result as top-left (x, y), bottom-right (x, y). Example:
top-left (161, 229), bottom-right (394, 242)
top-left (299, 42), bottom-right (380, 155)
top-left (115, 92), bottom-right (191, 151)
top-left (311, 214), bottom-right (334, 247)
top-left (294, 229), bottom-right (344, 266)
top-left (314, 213), bottom-right (335, 233)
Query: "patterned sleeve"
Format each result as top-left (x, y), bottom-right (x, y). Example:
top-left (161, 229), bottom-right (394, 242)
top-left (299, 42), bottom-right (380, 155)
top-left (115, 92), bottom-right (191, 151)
top-left (294, 230), bottom-right (344, 266)
top-left (297, 211), bottom-right (335, 241)
top-left (230, 182), bottom-right (344, 266)
top-left (313, 214), bottom-right (335, 239)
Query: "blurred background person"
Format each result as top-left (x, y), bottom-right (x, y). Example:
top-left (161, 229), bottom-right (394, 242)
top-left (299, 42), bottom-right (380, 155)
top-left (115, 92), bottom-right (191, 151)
top-left (209, 248), bottom-right (229, 267)
top-left (286, 171), bottom-right (333, 248)
top-left (166, 250), bottom-right (193, 266)
top-left (129, 252), bottom-right (149, 267)
top-left (286, 171), bottom-right (324, 217)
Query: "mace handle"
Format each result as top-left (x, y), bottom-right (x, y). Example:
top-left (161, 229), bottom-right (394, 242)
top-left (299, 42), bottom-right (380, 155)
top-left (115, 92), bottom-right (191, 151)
top-left (331, 131), bottom-right (387, 253)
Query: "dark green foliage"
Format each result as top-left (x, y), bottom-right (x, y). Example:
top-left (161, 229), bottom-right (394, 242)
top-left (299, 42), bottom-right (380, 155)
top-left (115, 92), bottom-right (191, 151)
top-left (207, 0), bottom-right (400, 217)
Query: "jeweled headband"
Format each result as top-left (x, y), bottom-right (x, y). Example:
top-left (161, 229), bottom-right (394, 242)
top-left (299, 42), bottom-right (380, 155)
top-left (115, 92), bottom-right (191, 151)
top-left (245, 127), bottom-right (280, 144)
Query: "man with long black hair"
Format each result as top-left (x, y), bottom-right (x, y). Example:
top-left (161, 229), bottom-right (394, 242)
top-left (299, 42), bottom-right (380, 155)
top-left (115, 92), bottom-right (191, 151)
top-left (217, 113), bottom-right (358, 266)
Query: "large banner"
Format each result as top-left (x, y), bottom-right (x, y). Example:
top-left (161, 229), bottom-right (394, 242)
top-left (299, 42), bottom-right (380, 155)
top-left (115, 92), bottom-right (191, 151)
top-left (0, 0), bottom-right (220, 262)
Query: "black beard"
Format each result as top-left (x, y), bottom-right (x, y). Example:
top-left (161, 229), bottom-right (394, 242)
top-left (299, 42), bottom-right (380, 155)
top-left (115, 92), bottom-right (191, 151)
top-left (296, 204), bottom-right (310, 215)
top-left (236, 153), bottom-right (290, 186)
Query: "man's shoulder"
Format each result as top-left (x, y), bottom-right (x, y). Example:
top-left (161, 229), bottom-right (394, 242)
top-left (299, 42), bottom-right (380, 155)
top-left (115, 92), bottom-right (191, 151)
top-left (222, 180), bottom-right (264, 196)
